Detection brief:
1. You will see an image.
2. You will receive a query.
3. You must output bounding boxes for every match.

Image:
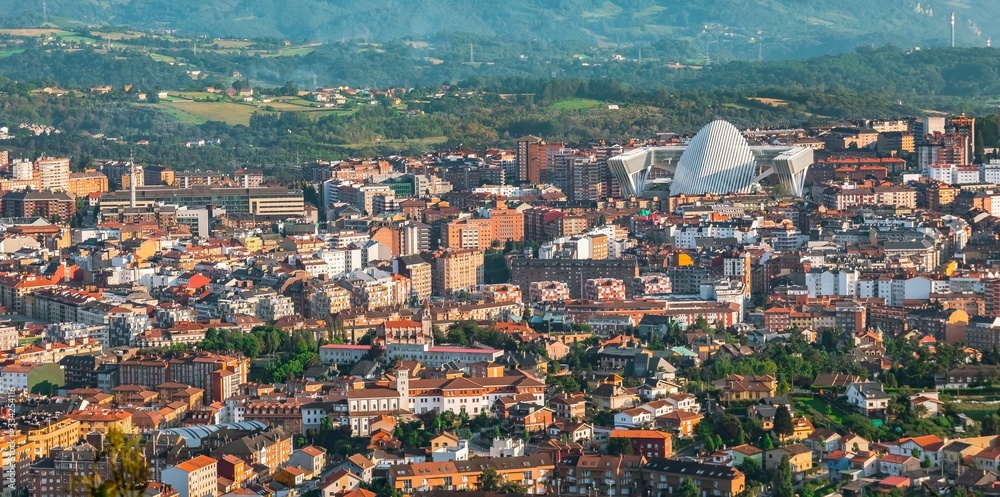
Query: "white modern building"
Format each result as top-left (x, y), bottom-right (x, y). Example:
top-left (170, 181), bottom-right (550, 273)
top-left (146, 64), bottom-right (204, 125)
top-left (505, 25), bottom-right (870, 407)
top-left (608, 120), bottom-right (814, 198)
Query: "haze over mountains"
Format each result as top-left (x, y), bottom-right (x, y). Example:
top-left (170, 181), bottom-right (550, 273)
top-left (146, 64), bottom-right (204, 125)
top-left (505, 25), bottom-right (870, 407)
top-left (3, 0), bottom-right (1000, 59)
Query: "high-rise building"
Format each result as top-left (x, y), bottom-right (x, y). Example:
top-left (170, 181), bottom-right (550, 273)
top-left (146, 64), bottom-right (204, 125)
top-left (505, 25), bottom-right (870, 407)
top-left (986, 279), bottom-right (1000, 317)
top-left (516, 136), bottom-right (564, 185)
top-left (914, 116), bottom-right (946, 142)
top-left (399, 221), bottom-right (430, 255)
top-left (489, 202), bottom-right (524, 242)
top-left (524, 206), bottom-right (564, 242)
top-left (442, 218), bottom-right (493, 249)
top-left (516, 135), bottom-right (542, 184)
top-left (395, 255), bottom-right (432, 302)
top-left (949, 115), bottom-right (977, 161)
top-left (36, 157), bottom-right (70, 192)
top-left (428, 248), bottom-right (484, 295)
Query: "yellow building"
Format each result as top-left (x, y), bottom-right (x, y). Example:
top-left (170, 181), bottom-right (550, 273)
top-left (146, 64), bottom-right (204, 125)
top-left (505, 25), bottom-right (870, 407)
top-left (26, 418), bottom-right (80, 459)
top-left (235, 236), bottom-right (263, 252)
top-left (68, 409), bottom-right (135, 435)
top-left (67, 170), bottom-right (109, 197)
top-left (391, 454), bottom-right (553, 496)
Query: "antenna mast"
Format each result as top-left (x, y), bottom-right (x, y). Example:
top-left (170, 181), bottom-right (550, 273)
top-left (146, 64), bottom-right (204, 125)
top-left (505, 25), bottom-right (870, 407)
top-left (129, 155), bottom-right (137, 208)
top-left (951, 12), bottom-right (956, 47)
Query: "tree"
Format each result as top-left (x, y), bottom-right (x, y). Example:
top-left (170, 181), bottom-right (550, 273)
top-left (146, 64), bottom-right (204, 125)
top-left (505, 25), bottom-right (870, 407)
top-left (607, 437), bottom-right (634, 455)
top-left (479, 467), bottom-right (502, 492)
top-left (773, 455), bottom-right (794, 497)
top-left (74, 429), bottom-right (150, 497)
top-left (773, 405), bottom-right (794, 439)
top-left (679, 478), bottom-right (699, 497)
top-left (761, 434), bottom-right (775, 450)
top-left (984, 414), bottom-right (1000, 436)
top-left (737, 458), bottom-right (764, 484)
top-left (280, 80), bottom-right (299, 96)
top-left (499, 481), bottom-right (528, 496)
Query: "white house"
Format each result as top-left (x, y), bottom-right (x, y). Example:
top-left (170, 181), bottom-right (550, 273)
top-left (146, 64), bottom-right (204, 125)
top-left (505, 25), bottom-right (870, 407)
top-left (666, 393), bottom-right (700, 413)
top-left (845, 381), bottom-right (889, 415)
top-left (615, 408), bottom-right (653, 429)
top-left (431, 439), bottom-right (469, 462)
top-left (638, 400), bottom-right (675, 418)
top-left (908, 392), bottom-right (944, 417)
top-left (889, 435), bottom-right (945, 467)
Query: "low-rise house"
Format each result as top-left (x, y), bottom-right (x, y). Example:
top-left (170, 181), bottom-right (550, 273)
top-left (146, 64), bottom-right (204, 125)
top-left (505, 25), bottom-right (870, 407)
top-left (942, 441), bottom-right (979, 474)
top-left (665, 393), bottom-right (700, 413)
top-left (319, 469), bottom-right (363, 497)
top-left (714, 374), bottom-right (777, 403)
top-left (657, 410), bottom-right (703, 437)
top-left (765, 444), bottom-right (813, 479)
top-left (954, 469), bottom-right (997, 493)
top-left (839, 433), bottom-right (870, 453)
top-left (889, 435), bottom-right (945, 467)
top-left (805, 429), bottom-right (841, 460)
top-left (288, 446), bottom-right (326, 480)
top-left (548, 421), bottom-right (593, 442)
top-left (639, 379), bottom-right (679, 400)
top-left (879, 454), bottom-right (920, 476)
top-left (825, 450), bottom-right (854, 481)
top-left (850, 452), bottom-right (878, 478)
top-left (591, 383), bottom-right (639, 410)
top-left (549, 393), bottom-right (587, 420)
top-left (879, 476), bottom-right (910, 493)
top-left (638, 400), bottom-right (675, 418)
top-left (908, 392), bottom-right (944, 417)
top-left (727, 444), bottom-right (763, 467)
top-left (507, 403), bottom-right (553, 433)
top-left (615, 408), bottom-right (654, 429)
top-left (747, 404), bottom-right (777, 430)
top-left (975, 447), bottom-right (1000, 473)
top-left (781, 417), bottom-right (815, 442)
top-left (845, 382), bottom-right (889, 416)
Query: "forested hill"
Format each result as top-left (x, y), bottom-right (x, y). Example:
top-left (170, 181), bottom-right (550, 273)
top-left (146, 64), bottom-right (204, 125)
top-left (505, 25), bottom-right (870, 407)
top-left (4, 0), bottom-right (1000, 59)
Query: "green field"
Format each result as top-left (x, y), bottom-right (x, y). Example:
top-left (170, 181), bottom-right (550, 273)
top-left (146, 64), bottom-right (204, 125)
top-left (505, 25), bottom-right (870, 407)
top-left (799, 397), bottom-right (849, 425)
top-left (149, 53), bottom-right (178, 63)
top-left (549, 98), bottom-right (604, 110)
top-left (583, 1), bottom-right (623, 18)
top-left (158, 100), bottom-right (259, 125)
top-left (258, 46), bottom-right (316, 57)
top-left (953, 402), bottom-right (999, 421)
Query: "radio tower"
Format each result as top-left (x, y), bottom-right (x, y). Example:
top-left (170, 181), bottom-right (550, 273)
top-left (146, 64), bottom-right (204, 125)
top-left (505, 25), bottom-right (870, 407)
top-left (129, 157), bottom-right (137, 208)
top-left (951, 12), bottom-right (956, 47)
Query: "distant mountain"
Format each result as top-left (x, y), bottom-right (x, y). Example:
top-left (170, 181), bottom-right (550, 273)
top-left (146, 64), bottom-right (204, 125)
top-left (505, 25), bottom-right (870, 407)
top-left (3, 0), bottom-right (1000, 59)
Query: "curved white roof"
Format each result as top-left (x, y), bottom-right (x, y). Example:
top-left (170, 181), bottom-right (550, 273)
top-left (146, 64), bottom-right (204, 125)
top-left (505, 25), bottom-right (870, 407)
top-left (157, 420), bottom-right (267, 447)
top-left (670, 120), bottom-right (758, 196)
